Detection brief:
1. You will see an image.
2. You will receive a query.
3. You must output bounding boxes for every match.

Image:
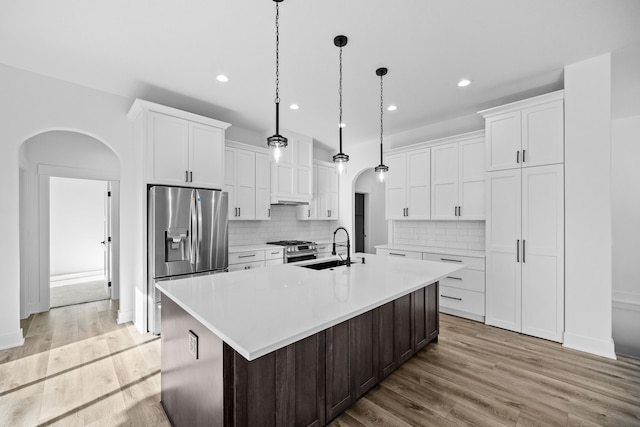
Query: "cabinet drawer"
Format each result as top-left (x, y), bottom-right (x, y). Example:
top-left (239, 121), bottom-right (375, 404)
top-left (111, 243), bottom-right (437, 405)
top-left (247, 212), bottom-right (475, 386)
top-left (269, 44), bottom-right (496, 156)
top-left (376, 248), bottom-right (422, 259)
top-left (265, 258), bottom-right (283, 267)
top-left (441, 269), bottom-right (485, 293)
top-left (439, 286), bottom-right (485, 316)
top-left (228, 261), bottom-right (264, 272)
top-left (229, 250), bottom-right (266, 265)
top-left (422, 252), bottom-right (485, 271)
top-left (265, 248), bottom-right (284, 260)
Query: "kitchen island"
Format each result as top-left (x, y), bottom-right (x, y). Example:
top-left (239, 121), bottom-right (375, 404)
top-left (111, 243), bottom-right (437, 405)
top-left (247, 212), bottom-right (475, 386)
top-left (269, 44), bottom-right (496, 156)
top-left (157, 253), bottom-right (463, 427)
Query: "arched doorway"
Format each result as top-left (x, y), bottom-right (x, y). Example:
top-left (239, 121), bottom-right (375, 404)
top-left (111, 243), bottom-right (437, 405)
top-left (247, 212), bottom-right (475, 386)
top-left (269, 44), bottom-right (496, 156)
top-left (353, 168), bottom-right (388, 254)
top-left (18, 130), bottom-right (120, 316)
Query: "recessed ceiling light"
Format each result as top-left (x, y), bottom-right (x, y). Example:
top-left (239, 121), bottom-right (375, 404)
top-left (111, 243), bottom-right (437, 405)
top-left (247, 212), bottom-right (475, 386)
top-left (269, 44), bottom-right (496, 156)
top-left (339, 122), bottom-right (346, 128)
top-left (289, 104), bottom-right (299, 110)
top-left (387, 105), bottom-right (397, 111)
top-left (216, 74), bottom-right (229, 83)
top-left (457, 78), bottom-right (471, 87)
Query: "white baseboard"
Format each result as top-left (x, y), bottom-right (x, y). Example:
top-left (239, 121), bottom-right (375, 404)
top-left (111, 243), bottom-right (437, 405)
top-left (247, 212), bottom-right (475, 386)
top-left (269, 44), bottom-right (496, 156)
top-left (440, 306), bottom-right (485, 323)
top-left (0, 329), bottom-right (24, 351)
top-left (563, 332), bottom-right (617, 360)
top-left (117, 309), bottom-right (134, 325)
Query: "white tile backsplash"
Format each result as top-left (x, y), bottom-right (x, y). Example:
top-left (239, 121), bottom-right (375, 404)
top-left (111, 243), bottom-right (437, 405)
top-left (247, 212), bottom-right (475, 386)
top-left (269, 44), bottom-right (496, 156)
top-left (229, 205), bottom-right (335, 246)
top-left (392, 220), bottom-right (485, 250)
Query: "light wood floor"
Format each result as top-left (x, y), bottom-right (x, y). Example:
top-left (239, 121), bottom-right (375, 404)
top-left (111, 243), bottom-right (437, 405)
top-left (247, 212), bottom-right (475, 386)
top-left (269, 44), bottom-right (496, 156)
top-left (1, 305), bottom-right (639, 426)
top-left (0, 300), bottom-right (167, 426)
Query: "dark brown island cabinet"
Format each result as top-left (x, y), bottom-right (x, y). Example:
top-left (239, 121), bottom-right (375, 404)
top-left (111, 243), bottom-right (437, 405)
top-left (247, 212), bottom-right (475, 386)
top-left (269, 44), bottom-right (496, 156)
top-left (161, 281), bottom-right (439, 427)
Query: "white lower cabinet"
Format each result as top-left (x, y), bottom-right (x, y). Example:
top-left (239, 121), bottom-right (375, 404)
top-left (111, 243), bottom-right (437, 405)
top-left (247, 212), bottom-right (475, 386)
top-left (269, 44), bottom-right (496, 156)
top-left (485, 164), bottom-right (564, 342)
top-left (317, 243), bottom-right (347, 259)
top-left (422, 252), bottom-right (486, 322)
top-left (376, 248), bottom-right (486, 322)
top-left (375, 248), bottom-right (422, 259)
top-left (228, 247), bottom-right (284, 272)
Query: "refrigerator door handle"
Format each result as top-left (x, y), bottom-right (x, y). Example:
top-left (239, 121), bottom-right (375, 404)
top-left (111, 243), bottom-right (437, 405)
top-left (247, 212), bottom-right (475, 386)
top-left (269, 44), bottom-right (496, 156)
top-left (196, 189), bottom-right (203, 267)
top-left (189, 190), bottom-right (197, 265)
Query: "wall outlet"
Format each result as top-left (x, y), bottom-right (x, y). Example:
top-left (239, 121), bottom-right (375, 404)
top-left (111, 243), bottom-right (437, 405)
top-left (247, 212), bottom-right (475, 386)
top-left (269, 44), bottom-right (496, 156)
top-left (188, 330), bottom-right (198, 359)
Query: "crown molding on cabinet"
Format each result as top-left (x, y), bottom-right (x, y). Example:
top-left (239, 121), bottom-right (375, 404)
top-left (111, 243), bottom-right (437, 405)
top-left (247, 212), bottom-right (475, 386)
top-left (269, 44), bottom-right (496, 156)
top-left (384, 129), bottom-right (484, 155)
top-left (127, 98), bottom-right (232, 130)
top-left (478, 89), bottom-right (564, 118)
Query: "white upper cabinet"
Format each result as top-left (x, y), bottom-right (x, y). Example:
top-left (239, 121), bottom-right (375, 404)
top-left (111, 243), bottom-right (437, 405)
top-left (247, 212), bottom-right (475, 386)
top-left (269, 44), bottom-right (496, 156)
top-left (297, 161), bottom-right (339, 221)
top-left (385, 149), bottom-right (430, 220)
top-left (480, 91), bottom-right (564, 172)
top-left (271, 130), bottom-right (313, 204)
top-left (431, 132), bottom-right (485, 220)
top-left (127, 99), bottom-right (230, 189)
top-left (255, 153), bottom-right (272, 220)
top-left (225, 141), bottom-right (271, 221)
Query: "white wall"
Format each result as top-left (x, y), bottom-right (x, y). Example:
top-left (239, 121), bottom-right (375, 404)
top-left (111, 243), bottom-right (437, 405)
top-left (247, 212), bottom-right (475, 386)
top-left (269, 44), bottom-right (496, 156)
top-left (0, 63), bottom-right (140, 349)
top-left (50, 177), bottom-right (107, 276)
top-left (563, 54), bottom-right (616, 359)
top-left (611, 115), bottom-right (640, 358)
top-left (354, 169), bottom-right (387, 253)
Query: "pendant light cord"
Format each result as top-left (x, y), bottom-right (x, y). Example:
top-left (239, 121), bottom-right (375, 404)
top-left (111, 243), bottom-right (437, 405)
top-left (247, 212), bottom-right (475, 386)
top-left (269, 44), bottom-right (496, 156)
top-left (380, 74), bottom-right (384, 161)
top-left (338, 44), bottom-right (343, 152)
top-left (275, 3), bottom-right (280, 105)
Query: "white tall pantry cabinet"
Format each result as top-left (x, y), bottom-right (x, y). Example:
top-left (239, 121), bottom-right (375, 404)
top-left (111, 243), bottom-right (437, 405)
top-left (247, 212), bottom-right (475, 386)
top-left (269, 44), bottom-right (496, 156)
top-left (480, 90), bottom-right (565, 343)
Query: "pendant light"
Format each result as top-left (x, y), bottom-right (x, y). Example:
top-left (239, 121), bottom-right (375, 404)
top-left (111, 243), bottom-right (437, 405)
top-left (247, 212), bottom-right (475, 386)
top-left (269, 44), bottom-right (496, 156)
top-left (266, 0), bottom-right (287, 163)
top-left (332, 35), bottom-right (349, 175)
top-left (374, 67), bottom-right (389, 182)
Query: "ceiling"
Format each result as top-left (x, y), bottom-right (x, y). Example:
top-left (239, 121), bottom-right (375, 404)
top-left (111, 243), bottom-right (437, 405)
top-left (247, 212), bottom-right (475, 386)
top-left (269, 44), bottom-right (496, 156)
top-left (1, 0), bottom-right (639, 152)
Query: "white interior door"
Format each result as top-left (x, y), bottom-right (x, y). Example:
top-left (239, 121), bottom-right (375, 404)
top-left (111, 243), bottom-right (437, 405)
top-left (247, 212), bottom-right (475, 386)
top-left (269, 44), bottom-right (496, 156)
top-left (521, 164), bottom-right (564, 342)
top-left (485, 169), bottom-right (522, 332)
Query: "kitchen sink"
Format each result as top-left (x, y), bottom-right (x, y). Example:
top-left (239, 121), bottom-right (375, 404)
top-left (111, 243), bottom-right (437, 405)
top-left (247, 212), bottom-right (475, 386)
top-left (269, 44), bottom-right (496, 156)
top-left (297, 259), bottom-right (348, 270)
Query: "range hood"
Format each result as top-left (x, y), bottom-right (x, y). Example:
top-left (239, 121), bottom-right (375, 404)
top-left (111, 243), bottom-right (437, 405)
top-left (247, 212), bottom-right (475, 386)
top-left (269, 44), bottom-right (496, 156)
top-left (270, 193), bottom-right (312, 205)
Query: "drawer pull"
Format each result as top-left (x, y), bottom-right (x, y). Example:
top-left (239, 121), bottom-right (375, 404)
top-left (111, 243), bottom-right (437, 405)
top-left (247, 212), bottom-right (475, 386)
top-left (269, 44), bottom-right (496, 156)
top-left (238, 254), bottom-right (256, 258)
top-left (271, 251), bottom-right (280, 255)
top-left (441, 295), bottom-right (462, 301)
top-left (389, 252), bottom-right (406, 256)
top-left (441, 258), bottom-right (462, 263)
top-left (446, 276), bottom-right (462, 280)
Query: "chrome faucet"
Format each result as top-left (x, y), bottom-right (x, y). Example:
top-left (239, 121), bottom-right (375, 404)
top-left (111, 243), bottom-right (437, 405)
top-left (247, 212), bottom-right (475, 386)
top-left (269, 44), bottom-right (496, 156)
top-left (332, 227), bottom-right (351, 267)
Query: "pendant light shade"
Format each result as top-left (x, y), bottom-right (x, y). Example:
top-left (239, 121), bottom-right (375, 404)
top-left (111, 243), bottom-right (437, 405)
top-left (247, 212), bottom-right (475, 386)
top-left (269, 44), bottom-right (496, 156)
top-left (266, 0), bottom-right (288, 163)
top-left (374, 67), bottom-right (389, 183)
top-left (332, 35), bottom-right (349, 175)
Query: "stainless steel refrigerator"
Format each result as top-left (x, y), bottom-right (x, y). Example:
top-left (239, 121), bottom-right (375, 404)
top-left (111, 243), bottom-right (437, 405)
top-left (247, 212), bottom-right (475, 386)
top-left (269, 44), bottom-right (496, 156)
top-left (148, 185), bottom-right (228, 334)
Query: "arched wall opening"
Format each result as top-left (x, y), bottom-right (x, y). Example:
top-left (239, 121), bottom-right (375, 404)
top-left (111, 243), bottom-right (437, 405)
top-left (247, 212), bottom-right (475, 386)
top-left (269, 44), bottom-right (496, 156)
top-left (18, 130), bottom-right (121, 318)
top-left (352, 168), bottom-right (388, 254)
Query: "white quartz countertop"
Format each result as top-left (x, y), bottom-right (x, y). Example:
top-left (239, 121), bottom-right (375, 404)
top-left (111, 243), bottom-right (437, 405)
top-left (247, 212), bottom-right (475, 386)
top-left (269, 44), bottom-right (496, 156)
top-left (375, 244), bottom-right (485, 258)
top-left (157, 253), bottom-right (463, 361)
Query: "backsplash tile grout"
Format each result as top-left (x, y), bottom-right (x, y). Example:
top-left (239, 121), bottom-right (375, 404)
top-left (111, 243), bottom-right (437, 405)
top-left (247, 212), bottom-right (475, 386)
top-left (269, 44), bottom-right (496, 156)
top-left (229, 205), bottom-right (336, 246)
top-left (392, 220), bottom-right (485, 250)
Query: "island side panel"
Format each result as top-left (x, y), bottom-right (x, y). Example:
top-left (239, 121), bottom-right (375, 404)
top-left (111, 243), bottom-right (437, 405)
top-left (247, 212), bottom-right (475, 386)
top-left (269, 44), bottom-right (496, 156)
top-left (161, 295), bottom-right (224, 427)
top-left (427, 281), bottom-right (440, 342)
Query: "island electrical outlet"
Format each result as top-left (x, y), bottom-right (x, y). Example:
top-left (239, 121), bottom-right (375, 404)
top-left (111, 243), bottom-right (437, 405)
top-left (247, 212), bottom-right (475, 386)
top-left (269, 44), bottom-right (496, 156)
top-left (188, 330), bottom-right (198, 359)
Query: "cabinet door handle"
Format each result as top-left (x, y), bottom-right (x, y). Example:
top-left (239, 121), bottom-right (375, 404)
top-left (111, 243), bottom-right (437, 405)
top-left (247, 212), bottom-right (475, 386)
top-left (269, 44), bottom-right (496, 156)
top-left (441, 295), bottom-right (462, 301)
top-left (239, 207), bottom-right (241, 216)
top-left (308, 209), bottom-right (310, 218)
top-left (440, 258), bottom-right (462, 263)
top-left (271, 251), bottom-right (280, 255)
top-left (458, 206), bottom-right (462, 217)
top-left (190, 171), bottom-right (193, 182)
top-left (522, 149), bottom-right (526, 163)
top-left (454, 206), bottom-right (457, 216)
top-left (185, 171), bottom-right (189, 183)
top-left (268, 208), bottom-right (271, 217)
top-left (446, 276), bottom-right (462, 280)
top-left (517, 150), bottom-right (520, 164)
top-left (522, 240), bottom-right (526, 263)
top-left (389, 252), bottom-right (406, 257)
top-left (328, 210), bottom-right (331, 217)
top-left (239, 254), bottom-right (256, 258)
top-left (517, 240), bottom-right (520, 263)
top-left (406, 207), bottom-right (409, 217)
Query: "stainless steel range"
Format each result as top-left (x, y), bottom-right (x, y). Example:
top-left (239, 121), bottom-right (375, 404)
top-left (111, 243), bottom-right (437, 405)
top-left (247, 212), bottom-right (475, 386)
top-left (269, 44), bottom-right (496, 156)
top-left (267, 240), bottom-right (318, 263)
